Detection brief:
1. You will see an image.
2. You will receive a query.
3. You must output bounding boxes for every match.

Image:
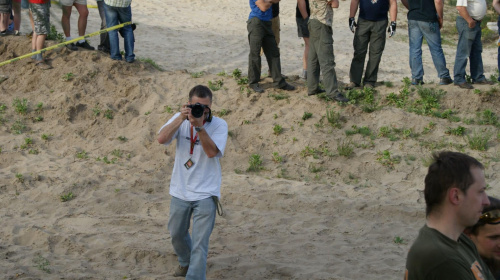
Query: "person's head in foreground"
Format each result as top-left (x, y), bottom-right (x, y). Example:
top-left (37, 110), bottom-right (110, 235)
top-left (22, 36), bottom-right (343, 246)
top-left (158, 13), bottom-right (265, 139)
top-left (466, 196), bottom-right (500, 278)
top-left (424, 151), bottom-right (490, 229)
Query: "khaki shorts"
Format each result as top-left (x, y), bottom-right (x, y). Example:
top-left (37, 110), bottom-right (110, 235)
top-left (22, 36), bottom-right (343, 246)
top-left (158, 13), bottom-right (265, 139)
top-left (60, 0), bottom-right (87, 6)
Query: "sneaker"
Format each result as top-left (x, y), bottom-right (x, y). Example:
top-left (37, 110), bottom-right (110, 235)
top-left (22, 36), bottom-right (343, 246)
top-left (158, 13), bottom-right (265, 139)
top-left (66, 43), bottom-right (78, 51)
top-left (76, 41), bottom-right (95, 50)
top-left (439, 77), bottom-right (453, 85)
top-left (279, 82), bottom-right (295, 91)
top-left (308, 88), bottom-right (326, 96)
top-left (456, 82), bottom-right (473, 89)
top-left (345, 82), bottom-right (359, 90)
top-left (14, 30), bottom-right (20, 36)
top-left (0, 30), bottom-right (6, 36)
top-left (327, 91), bottom-right (349, 102)
top-left (411, 79), bottom-right (424, 85)
top-left (173, 265), bottom-right (189, 277)
top-left (474, 79), bottom-right (494, 85)
top-left (250, 84), bottom-right (264, 93)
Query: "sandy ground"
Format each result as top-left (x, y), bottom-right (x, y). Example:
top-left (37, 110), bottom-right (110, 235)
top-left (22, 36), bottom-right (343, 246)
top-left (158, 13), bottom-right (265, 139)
top-left (0, 0), bottom-right (500, 279)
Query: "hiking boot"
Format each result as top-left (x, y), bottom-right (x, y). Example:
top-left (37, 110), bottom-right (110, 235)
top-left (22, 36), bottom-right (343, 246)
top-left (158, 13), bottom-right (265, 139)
top-left (411, 79), bottom-right (424, 85)
top-left (474, 79), bottom-right (494, 85)
top-left (439, 77), bottom-right (453, 85)
top-left (250, 84), bottom-right (264, 93)
top-left (308, 88), bottom-right (326, 96)
top-left (66, 43), bottom-right (78, 51)
top-left (173, 265), bottom-right (189, 277)
top-left (456, 82), bottom-right (473, 89)
top-left (76, 41), bottom-right (95, 50)
top-left (279, 82), bottom-right (295, 91)
top-left (345, 82), bottom-right (359, 90)
top-left (327, 91), bottom-right (349, 102)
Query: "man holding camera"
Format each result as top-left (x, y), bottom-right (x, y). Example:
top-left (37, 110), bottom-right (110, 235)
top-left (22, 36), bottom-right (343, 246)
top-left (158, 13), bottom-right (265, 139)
top-left (157, 85), bottom-right (228, 279)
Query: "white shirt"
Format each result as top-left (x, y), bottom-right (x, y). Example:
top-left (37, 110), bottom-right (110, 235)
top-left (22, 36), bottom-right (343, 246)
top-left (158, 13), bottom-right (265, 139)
top-left (159, 113), bottom-right (228, 201)
top-left (456, 0), bottom-right (487, 21)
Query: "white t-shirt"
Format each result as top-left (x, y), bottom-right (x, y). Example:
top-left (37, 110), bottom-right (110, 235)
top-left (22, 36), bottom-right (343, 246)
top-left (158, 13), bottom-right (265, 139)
top-left (456, 0), bottom-right (487, 21)
top-left (159, 112), bottom-right (228, 201)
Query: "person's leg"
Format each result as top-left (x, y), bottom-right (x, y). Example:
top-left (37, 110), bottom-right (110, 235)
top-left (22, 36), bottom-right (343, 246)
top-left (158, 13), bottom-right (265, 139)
top-left (349, 18), bottom-right (371, 86)
top-left (421, 20), bottom-right (451, 80)
top-left (296, 16), bottom-right (309, 79)
top-left (498, 15), bottom-right (500, 82)
top-left (168, 197), bottom-right (193, 268)
top-left (316, 23), bottom-right (338, 95)
top-left (453, 16), bottom-right (470, 85)
top-left (307, 19), bottom-right (321, 93)
top-left (61, 4), bottom-right (72, 38)
top-left (104, 3), bottom-right (121, 60)
top-left (185, 197), bottom-right (216, 280)
top-left (363, 19), bottom-right (387, 85)
top-left (302, 37), bottom-right (309, 75)
top-left (261, 21), bottom-right (285, 88)
top-left (265, 15), bottom-right (280, 76)
top-left (407, 20), bottom-right (424, 81)
top-left (116, 5), bottom-right (134, 62)
top-left (469, 22), bottom-right (485, 82)
top-left (247, 17), bottom-right (264, 87)
top-left (74, 2), bottom-right (88, 37)
top-left (96, 1), bottom-right (109, 50)
top-left (12, 1), bottom-right (20, 34)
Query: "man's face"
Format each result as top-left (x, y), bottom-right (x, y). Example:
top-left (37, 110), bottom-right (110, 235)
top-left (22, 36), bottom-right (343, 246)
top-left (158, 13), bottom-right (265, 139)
top-left (470, 224), bottom-right (500, 262)
top-left (459, 167), bottom-right (490, 227)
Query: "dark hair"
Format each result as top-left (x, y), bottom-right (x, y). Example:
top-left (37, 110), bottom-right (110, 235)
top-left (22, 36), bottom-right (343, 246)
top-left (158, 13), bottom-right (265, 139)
top-left (468, 196), bottom-right (500, 235)
top-left (424, 151), bottom-right (484, 216)
top-left (189, 85), bottom-right (213, 103)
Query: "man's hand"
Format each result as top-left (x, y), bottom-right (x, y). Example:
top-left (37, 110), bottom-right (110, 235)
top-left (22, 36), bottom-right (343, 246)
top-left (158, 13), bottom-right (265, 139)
top-left (387, 21), bottom-right (396, 37)
top-left (349, 17), bottom-right (357, 33)
top-left (468, 20), bottom-right (476, 28)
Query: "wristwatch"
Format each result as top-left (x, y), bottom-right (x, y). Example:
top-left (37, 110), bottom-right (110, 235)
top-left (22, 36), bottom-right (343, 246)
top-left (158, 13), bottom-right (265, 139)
top-left (195, 126), bottom-right (204, 132)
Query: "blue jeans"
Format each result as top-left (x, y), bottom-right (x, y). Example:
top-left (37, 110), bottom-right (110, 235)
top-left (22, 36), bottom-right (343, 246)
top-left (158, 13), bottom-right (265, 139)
top-left (104, 4), bottom-right (135, 62)
top-left (454, 16), bottom-right (485, 84)
top-left (408, 19), bottom-right (451, 80)
top-left (497, 16), bottom-right (500, 82)
top-left (168, 196), bottom-right (216, 280)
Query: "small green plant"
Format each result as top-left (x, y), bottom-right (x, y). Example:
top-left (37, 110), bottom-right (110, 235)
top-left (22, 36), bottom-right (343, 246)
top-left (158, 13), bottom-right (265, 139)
top-left (308, 164), bottom-right (322, 173)
top-left (377, 150), bottom-right (401, 169)
top-left (302, 112), bottom-right (313, 121)
top-left (445, 126), bottom-right (466, 136)
top-left (393, 236), bottom-right (405, 244)
top-left (76, 150), bottom-right (89, 159)
top-left (273, 124), bottom-right (283, 135)
top-left (326, 109), bottom-right (343, 128)
top-left (47, 24), bottom-right (64, 42)
top-left (93, 105), bottom-right (101, 116)
top-left (13, 98), bottom-right (29, 115)
top-left (144, 111), bottom-right (151, 115)
top-left (11, 120), bottom-right (27, 134)
top-left (272, 152), bottom-right (283, 163)
top-left (247, 154), bottom-right (263, 172)
top-left (337, 140), bottom-right (354, 157)
top-left (104, 109), bottom-right (114, 119)
top-left (232, 68), bottom-right (242, 79)
top-left (467, 130), bottom-right (492, 151)
top-left (191, 71), bottom-right (204, 78)
top-left (33, 116), bottom-right (44, 122)
top-left (111, 149), bottom-right (123, 158)
top-left (15, 173), bottom-right (24, 182)
top-left (33, 253), bottom-right (51, 273)
top-left (41, 134), bottom-right (52, 141)
top-left (384, 81), bottom-right (394, 88)
top-left (208, 80), bottom-right (223, 91)
top-left (268, 92), bottom-right (289, 100)
top-left (0, 103), bottom-right (7, 113)
top-left (62, 72), bottom-right (74, 81)
top-left (218, 109), bottom-right (231, 116)
top-left (60, 192), bottom-right (75, 202)
top-left (28, 149), bottom-right (39, 155)
top-left (138, 57), bottom-right (164, 71)
top-left (118, 136), bottom-right (128, 142)
top-left (217, 70), bottom-right (227, 76)
top-left (96, 156), bottom-right (117, 164)
top-left (35, 102), bottom-right (43, 112)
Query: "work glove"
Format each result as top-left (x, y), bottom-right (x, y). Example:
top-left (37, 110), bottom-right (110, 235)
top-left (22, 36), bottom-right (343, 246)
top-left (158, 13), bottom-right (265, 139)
top-left (387, 21), bottom-right (396, 37)
top-left (349, 17), bottom-right (357, 33)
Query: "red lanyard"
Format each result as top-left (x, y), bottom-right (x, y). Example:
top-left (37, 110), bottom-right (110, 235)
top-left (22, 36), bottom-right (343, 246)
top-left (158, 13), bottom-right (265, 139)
top-left (189, 121), bottom-right (206, 155)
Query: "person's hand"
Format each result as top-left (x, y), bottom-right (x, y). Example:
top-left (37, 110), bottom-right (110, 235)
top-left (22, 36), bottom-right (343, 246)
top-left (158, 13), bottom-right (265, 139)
top-left (349, 17), bottom-right (357, 33)
top-left (387, 21), bottom-right (396, 37)
top-left (180, 104), bottom-right (191, 120)
top-left (468, 20), bottom-right (476, 28)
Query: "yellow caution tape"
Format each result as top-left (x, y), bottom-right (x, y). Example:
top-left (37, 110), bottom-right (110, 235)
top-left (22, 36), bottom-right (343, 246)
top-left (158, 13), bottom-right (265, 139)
top-left (0, 21), bottom-right (132, 67)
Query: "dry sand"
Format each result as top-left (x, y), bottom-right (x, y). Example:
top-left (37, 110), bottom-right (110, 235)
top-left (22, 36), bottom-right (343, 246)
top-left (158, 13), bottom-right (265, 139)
top-left (0, 0), bottom-right (500, 279)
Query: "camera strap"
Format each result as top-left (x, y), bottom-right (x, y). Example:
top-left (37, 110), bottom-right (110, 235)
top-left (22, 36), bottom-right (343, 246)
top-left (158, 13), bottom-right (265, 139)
top-left (189, 120), bottom-right (206, 155)
top-left (212, 196), bottom-right (224, 216)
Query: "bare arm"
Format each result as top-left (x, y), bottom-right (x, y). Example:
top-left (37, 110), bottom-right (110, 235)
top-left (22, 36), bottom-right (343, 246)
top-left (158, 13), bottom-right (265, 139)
top-left (401, 0), bottom-right (409, 10)
top-left (157, 112), bottom-right (187, 144)
top-left (389, 0), bottom-right (397, 22)
top-left (435, 0), bottom-right (444, 29)
top-left (349, 0), bottom-right (359, 18)
top-left (493, 0), bottom-right (500, 15)
top-left (457, 6), bottom-right (476, 28)
top-left (297, 0), bottom-right (309, 19)
top-left (196, 127), bottom-right (220, 158)
top-left (256, 0), bottom-right (279, 12)
top-left (329, 0), bottom-right (339, 8)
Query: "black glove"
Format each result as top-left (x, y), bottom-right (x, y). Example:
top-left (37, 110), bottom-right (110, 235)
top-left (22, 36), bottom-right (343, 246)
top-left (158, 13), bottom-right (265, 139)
top-left (387, 21), bottom-right (396, 37)
top-left (349, 17), bottom-right (357, 33)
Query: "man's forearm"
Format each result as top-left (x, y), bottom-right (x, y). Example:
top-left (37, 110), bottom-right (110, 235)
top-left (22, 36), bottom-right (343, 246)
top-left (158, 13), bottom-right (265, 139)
top-left (349, 0), bottom-right (359, 18)
top-left (457, 6), bottom-right (473, 23)
top-left (298, 0), bottom-right (308, 19)
top-left (158, 115), bottom-right (184, 144)
top-left (389, 0), bottom-right (397, 22)
top-left (197, 129), bottom-right (219, 158)
top-left (435, 0), bottom-right (444, 20)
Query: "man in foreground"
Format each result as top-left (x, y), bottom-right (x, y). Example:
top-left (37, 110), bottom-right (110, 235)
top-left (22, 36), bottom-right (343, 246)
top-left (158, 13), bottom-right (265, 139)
top-left (405, 151), bottom-right (494, 279)
top-left (157, 85), bottom-right (228, 280)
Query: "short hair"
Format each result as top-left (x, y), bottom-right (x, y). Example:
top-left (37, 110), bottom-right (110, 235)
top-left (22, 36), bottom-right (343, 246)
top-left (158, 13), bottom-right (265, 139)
top-left (468, 196), bottom-right (500, 235)
top-left (189, 85), bottom-right (213, 103)
top-left (424, 151), bottom-right (484, 216)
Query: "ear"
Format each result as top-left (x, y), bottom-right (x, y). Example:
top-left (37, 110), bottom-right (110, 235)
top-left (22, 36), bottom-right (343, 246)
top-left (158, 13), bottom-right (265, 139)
top-left (448, 187), bottom-right (462, 206)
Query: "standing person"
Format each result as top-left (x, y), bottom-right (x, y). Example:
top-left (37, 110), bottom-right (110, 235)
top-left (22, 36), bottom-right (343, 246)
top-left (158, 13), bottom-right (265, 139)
top-left (104, 0), bottom-right (134, 63)
top-left (401, 0), bottom-right (453, 85)
top-left (466, 196), bottom-right (500, 279)
top-left (28, 0), bottom-right (51, 69)
top-left (453, 0), bottom-right (495, 89)
top-left (247, 0), bottom-right (295, 93)
top-left (405, 151), bottom-right (494, 280)
top-left (157, 85), bottom-right (228, 280)
top-left (96, 0), bottom-right (109, 53)
top-left (296, 0), bottom-right (310, 80)
top-left (60, 0), bottom-right (94, 50)
top-left (307, 0), bottom-right (349, 102)
top-left (0, 0), bottom-right (11, 35)
top-left (346, 0), bottom-right (397, 89)
top-left (495, 0), bottom-right (500, 82)
top-left (11, 0), bottom-right (20, 35)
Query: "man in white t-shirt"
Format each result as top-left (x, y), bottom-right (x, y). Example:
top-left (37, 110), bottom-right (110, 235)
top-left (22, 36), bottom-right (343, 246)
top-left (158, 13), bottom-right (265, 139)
top-left (157, 85), bottom-right (228, 279)
top-left (454, 0), bottom-right (494, 89)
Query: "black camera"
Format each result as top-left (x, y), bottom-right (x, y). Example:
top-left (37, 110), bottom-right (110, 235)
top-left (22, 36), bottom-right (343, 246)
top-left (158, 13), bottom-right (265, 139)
top-left (187, 103), bottom-right (208, 118)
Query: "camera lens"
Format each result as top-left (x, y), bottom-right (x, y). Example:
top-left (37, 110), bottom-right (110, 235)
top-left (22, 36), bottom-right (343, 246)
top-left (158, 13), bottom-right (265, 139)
top-left (191, 103), bottom-right (204, 118)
